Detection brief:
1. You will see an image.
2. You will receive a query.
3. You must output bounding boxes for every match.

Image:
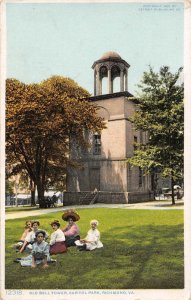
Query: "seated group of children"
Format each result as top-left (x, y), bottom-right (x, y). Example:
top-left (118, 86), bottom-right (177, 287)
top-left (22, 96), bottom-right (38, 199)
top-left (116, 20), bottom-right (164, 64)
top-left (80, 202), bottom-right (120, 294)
top-left (14, 210), bottom-right (103, 268)
top-left (14, 220), bottom-right (61, 268)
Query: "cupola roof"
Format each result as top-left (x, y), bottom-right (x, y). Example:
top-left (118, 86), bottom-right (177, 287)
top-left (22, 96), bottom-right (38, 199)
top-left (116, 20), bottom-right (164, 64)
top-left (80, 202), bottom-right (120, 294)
top-left (92, 51), bottom-right (130, 69)
top-left (100, 51), bottom-right (121, 60)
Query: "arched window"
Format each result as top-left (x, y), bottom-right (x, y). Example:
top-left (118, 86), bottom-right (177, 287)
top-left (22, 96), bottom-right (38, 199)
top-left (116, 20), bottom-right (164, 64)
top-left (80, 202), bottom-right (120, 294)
top-left (111, 65), bottom-right (120, 93)
top-left (99, 66), bottom-right (108, 95)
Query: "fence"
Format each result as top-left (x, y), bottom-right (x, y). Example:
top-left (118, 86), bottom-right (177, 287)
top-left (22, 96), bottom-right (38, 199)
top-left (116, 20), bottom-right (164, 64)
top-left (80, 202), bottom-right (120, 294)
top-left (5, 196), bottom-right (31, 207)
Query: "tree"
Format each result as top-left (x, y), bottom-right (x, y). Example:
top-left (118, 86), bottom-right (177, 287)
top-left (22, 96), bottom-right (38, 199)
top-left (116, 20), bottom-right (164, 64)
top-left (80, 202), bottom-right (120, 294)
top-left (6, 76), bottom-right (105, 208)
top-left (128, 66), bottom-right (184, 205)
top-left (5, 179), bottom-right (14, 196)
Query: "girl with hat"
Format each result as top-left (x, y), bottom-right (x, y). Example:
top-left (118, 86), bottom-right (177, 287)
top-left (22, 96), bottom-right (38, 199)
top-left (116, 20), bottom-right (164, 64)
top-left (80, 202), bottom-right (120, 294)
top-left (62, 210), bottom-right (80, 247)
top-left (49, 220), bottom-right (67, 255)
top-left (75, 219), bottom-right (103, 251)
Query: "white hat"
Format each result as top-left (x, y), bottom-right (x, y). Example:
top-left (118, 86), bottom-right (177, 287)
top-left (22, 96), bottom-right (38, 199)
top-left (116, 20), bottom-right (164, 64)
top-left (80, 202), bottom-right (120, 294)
top-left (90, 219), bottom-right (99, 226)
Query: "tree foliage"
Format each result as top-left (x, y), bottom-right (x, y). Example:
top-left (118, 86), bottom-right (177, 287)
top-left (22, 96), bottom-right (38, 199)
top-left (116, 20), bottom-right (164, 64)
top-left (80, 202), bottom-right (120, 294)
top-left (5, 179), bottom-right (14, 196)
top-left (128, 66), bottom-right (184, 204)
top-left (6, 76), bottom-right (105, 207)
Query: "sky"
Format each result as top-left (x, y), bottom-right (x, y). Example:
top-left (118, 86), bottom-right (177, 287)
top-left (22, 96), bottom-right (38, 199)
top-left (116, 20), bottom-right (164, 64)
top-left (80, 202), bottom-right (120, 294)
top-left (6, 2), bottom-right (184, 96)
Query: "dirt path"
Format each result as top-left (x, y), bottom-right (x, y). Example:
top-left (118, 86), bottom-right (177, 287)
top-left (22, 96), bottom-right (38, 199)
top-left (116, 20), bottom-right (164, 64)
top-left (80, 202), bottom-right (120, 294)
top-left (5, 200), bottom-right (184, 220)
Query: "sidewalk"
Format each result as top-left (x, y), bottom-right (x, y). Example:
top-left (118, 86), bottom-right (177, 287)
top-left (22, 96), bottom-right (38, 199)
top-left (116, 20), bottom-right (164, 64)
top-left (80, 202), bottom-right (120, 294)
top-left (5, 199), bottom-right (184, 220)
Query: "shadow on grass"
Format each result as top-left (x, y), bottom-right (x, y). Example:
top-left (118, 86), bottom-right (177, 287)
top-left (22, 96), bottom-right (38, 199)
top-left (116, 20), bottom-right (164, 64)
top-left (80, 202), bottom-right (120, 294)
top-left (102, 224), bottom-right (184, 289)
top-left (5, 223), bottom-right (184, 290)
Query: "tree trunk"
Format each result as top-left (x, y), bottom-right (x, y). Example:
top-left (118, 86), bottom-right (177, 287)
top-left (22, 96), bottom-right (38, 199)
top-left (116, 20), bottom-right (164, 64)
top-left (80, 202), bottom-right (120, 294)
top-left (36, 179), bottom-right (45, 208)
top-left (31, 189), bottom-right (36, 206)
top-left (171, 174), bottom-right (175, 205)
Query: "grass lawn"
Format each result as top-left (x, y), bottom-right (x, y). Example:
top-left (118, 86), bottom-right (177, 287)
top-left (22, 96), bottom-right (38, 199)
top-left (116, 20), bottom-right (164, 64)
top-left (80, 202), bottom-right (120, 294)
top-left (5, 208), bottom-right (184, 289)
top-left (5, 204), bottom-right (63, 213)
top-left (5, 206), bottom-right (40, 213)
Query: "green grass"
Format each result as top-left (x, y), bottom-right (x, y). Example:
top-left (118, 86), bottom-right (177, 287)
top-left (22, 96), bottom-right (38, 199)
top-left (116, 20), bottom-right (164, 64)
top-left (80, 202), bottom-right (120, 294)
top-left (5, 204), bottom-right (63, 213)
top-left (5, 206), bottom-right (39, 213)
top-left (5, 208), bottom-right (184, 289)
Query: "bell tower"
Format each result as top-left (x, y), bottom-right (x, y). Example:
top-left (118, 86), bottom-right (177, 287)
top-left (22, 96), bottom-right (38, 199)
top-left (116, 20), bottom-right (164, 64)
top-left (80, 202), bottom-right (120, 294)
top-left (92, 51), bottom-right (130, 96)
top-left (65, 51), bottom-right (153, 204)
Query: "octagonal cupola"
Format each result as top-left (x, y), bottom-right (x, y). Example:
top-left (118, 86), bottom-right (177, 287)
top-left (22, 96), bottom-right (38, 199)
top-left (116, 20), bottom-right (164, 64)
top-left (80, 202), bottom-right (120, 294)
top-left (92, 51), bottom-right (130, 96)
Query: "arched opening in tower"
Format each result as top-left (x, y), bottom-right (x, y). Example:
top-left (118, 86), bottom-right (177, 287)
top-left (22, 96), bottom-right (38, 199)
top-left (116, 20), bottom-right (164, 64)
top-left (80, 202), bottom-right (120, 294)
top-left (100, 66), bottom-right (108, 95)
top-left (111, 65), bottom-right (121, 93)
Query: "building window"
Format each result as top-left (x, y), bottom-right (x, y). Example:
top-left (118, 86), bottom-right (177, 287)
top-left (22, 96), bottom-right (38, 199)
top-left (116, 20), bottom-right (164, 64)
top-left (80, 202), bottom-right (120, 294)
top-left (134, 136), bottom-right (138, 152)
top-left (93, 134), bottom-right (101, 155)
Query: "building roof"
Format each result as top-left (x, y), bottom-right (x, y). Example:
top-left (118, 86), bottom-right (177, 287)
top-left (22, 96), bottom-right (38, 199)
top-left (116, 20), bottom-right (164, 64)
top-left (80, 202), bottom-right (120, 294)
top-left (100, 51), bottom-right (121, 60)
top-left (92, 51), bottom-right (130, 69)
top-left (87, 91), bottom-right (136, 102)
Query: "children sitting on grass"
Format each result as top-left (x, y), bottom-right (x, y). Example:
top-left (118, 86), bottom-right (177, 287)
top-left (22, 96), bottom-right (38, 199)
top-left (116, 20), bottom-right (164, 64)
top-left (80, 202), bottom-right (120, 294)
top-left (19, 220), bottom-right (48, 253)
top-left (14, 230), bottom-right (52, 268)
top-left (14, 220), bottom-right (32, 251)
top-left (13, 214), bottom-right (103, 268)
top-left (49, 220), bottom-right (67, 255)
top-left (75, 219), bottom-right (103, 251)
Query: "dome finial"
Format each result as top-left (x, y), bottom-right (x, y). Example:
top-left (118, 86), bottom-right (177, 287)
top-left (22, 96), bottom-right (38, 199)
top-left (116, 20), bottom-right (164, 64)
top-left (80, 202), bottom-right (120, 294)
top-left (101, 51), bottom-right (121, 60)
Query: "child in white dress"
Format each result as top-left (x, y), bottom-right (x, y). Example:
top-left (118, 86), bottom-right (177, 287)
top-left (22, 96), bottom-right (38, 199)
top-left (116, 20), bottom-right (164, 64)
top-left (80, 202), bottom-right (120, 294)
top-left (75, 219), bottom-right (103, 251)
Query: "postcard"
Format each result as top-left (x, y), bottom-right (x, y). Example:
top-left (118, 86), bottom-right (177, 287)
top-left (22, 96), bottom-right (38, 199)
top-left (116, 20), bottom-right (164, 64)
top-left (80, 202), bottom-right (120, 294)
top-left (1, 1), bottom-right (191, 300)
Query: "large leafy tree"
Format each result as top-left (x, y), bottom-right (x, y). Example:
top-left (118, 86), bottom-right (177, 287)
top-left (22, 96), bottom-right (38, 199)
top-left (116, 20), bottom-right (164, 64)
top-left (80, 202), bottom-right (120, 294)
top-left (6, 76), bottom-right (105, 207)
top-left (128, 66), bottom-right (184, 205)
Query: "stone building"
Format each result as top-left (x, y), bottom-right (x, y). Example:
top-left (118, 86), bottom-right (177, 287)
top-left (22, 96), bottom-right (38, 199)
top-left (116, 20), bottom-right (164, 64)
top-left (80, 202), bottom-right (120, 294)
top-left (64, 52), bottom-right (154, 204)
